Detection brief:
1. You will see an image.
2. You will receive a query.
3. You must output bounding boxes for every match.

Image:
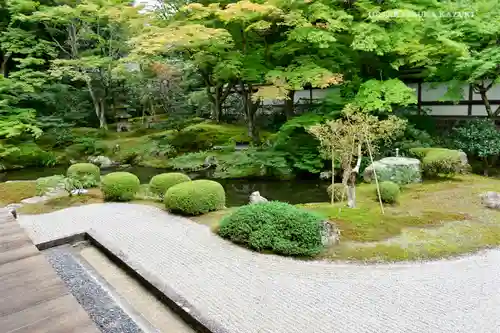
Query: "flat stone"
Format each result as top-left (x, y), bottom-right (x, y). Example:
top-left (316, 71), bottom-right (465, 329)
top-left (18, 203), bottom-right (500, 333)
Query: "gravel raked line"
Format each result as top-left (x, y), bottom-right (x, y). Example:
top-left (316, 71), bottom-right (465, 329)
top-left (18, 203), bottom-right (500, 333)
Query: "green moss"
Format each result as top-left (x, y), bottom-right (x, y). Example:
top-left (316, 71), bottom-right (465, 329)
top-left (0, 181), bottom-right (37, 205)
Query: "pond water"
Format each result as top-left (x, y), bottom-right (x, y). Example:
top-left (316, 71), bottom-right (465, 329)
top-left (1, 166), bottom-right (329, 207)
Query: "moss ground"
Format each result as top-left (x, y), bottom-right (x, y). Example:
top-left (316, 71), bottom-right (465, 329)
top-left (0, 181), bottom-right (37, 206)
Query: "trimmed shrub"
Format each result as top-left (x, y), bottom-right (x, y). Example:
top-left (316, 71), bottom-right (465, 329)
top-left (149, 173), bottom-right (191, 197)
top-left (327, 183), bottom-right (346, 202)
top-left (218, 201), bottom-right (325, 257)
top-left (410, 147), bottom-right (463, 177)
top-left (377, 181), bottom-right (400, 204)
top-left (164, 180), bottom-right (225, 215)
top-left (67, 163), bottom-right (100, 187)
top-left (101, 172), bottom-right (140, 201)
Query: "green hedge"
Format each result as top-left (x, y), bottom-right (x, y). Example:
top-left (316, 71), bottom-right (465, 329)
top-left (67, 163), bottom-right (100, 187)
top-left (218, 201), bottom-right (325, 257)
top-left (377, 181), bottom-right (400, 204)
top-left (410, 147), bottom-right (463, 177)
top-left (149, 173), bottom-right (191, 197)
top-left (101, 172), bottom-right (140, 201)
top-left (164, 179), bottom-right (225, 215)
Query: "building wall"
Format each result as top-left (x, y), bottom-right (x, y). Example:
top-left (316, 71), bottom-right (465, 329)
top-left (262, 82), bottom-right (500, 117)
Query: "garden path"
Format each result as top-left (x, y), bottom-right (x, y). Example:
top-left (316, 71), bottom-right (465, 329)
top-left (18, 203), bottom-right (500, 333)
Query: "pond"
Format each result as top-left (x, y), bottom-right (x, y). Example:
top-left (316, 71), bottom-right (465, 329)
top-left (0, 166), bottom-right (330, 207)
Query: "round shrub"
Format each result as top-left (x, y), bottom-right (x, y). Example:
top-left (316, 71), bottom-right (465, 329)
top-left (327, 183), bottom-right (346, 202)
top-left (218, 201), bottom-right (325, 257)
top-left (377, 181), bottom-right (400, 204)
top-left (422, 150), bottom-right (462, 177)
top-left (164, 180), bottom-right (225, 215)
top-left (67, 163), bottom-right (100, 187)
top-left (149, 173), bottom-right (190, 197)
top-left (101, 172), bottom-right (140, 202)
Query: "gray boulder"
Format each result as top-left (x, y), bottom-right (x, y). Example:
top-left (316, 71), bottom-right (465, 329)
top-left (364, 157), bottom-right (421, 185)
top-left (481, 192), bottom-right (500, 209)
top-left (203, 155), bottom-right (218, 168)
top-left (320, 220), bottom-right (340, 246)
top-left (88, 155), bottom-right (115, 168)
top-left (319, 171), bottom-right (332, 180)
top-left (249, 191), bottom-right (268, 204)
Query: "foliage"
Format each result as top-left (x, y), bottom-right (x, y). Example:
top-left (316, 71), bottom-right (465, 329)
top-left (149, 173), bottom-right (191, 197)
top-left (218, 201), bottom-right (325, 257)
top-left (164, 179), bottom-right (226, 215)
top-left (377, 181), bottom-right (400, 204)
top-left (411, 148), bottom-right (463, 178)
top-left (379, 124), bottom-right (435, 157)
top-left (101, 172), bottom-right (140, 201)
top-left (271, 113), bottom-right (327, 174)
top-left (35, 174), bottom-right (65, 196)
top-left (354, 79), bottom-right (417, 113)
top-left (327, 183), bottom-right (346, 202)
top-left (1, 143), bottom-right (57, 168)
top-left (451, 119), bottom-right (500, 175)
top-left (67, 163), bottom-right (100, 187)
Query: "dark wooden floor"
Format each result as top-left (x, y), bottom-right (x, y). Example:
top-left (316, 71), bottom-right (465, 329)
top-left (0, 211), bottom-right (100, 333)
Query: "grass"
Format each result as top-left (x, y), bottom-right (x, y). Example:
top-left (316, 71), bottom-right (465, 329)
top-left (0, 181), bottom-right (37, 205)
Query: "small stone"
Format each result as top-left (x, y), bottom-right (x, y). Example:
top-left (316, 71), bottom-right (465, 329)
top-left (481, 192), bottom-right (500, 209)
top-left (320, 171), bottom-right (332, 180)
top-left (88, 155), bottom-right (115, 168)
top-left (203, 156), bottom-right (218, 168)
top-left (249, 191), bottom-right (268, 204)
top-left (71, 189), bottom-right (88, 196)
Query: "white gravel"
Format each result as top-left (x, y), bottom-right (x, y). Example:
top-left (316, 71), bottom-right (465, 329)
top-left (19, 203), bottom-right (500, 333)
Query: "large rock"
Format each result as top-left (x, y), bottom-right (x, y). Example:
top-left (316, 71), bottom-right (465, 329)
top-left (249, 191), bottom-right (268, 204)
top-left (364, 157), bottom-right (421, 185)
top-left (88, 155), bottom-right (115, 168)
top-left (320, 220), bottom-right (340, 246)
top-left (481, 192), bottom-right (500, 209)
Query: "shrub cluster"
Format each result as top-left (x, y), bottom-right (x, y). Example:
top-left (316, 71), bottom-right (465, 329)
top-left (218, 201), bottom-right (325, 257)
top-left (164, 179), bottom-right (225, 215)
top-left (327, 183), bottom-right (346, 202)
top-left (410, 147), bottom-right (463, 177)
top-left (101, 172), bottom-right (140, 201)
top-left (36, 175), bottom-right (65, 196)
top-left (67, 163), bottom-right (100, 187)
top-left (376, 181), bottom-right (400, 204)
top-left (149, 173), bottom-right (191, 197)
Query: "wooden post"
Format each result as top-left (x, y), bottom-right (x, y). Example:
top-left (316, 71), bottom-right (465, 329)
top-left (366, 137), bottom-right (385, 215)
top-left (331, 146), bottom-right (335, 205)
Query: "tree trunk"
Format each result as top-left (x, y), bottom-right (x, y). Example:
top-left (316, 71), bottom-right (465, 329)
top-left (211, 85), bottom-right (222, 122)
top-left (284, 90), bottom-right (295, 120)
top-left (346, 143), bottom-right (362, 208)
top-left (239, 82), bottom-right (259, 144)
top-left (0, 52), bottom-right (10, 78)
top-left (87, 80), bottom-right (107, 130)
top-left (478, 87), bottom-right (493, 117)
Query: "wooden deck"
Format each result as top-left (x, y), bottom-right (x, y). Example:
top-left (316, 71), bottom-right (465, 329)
top-left (0, 211), bottom-right (100, 333)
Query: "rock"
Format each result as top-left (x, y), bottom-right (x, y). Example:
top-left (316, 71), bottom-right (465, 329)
top-left (364, 157), bottom-right (421, 185)
top-left (249, 191), bottom-right (268, 204)
top-left (88, 155), bottom-right (115, 168)
top-left (71, 189), bottom-right (88, 196)
top-left (203, 156), bottom-right (218, 168)
top-left (320, 220), bottom-right (340, 246)
top-left (481, 192), bottom-right (500, 209)
top-left (458, 150), bottom-right (470, 171)
top-left (319, 171), bottom-right (332, 180)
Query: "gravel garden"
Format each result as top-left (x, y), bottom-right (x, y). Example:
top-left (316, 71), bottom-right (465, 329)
top-left (3, 145), bottom-right (500, 263)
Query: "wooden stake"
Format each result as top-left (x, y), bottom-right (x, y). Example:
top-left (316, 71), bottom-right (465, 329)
top-left (366, 137), bottom-right (385, 215)
top-left (331, 146), bottom-right (335, 206)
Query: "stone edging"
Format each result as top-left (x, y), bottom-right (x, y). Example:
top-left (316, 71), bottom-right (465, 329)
top-left (35, 229), bottom-right (229, 333)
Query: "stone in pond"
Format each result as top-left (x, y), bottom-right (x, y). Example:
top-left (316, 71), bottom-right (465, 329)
top-left (88, 155), bottom-right (115, 168)
top-left (249, 191), bottom-right (268, 204)
top-left (363, 157), bottom-right (421, 185)
top-left (481, 192), bottom-right (500, 209)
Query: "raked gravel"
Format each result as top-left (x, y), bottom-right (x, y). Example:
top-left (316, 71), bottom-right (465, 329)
top-left (18, 203), bottom-right (500, 333)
